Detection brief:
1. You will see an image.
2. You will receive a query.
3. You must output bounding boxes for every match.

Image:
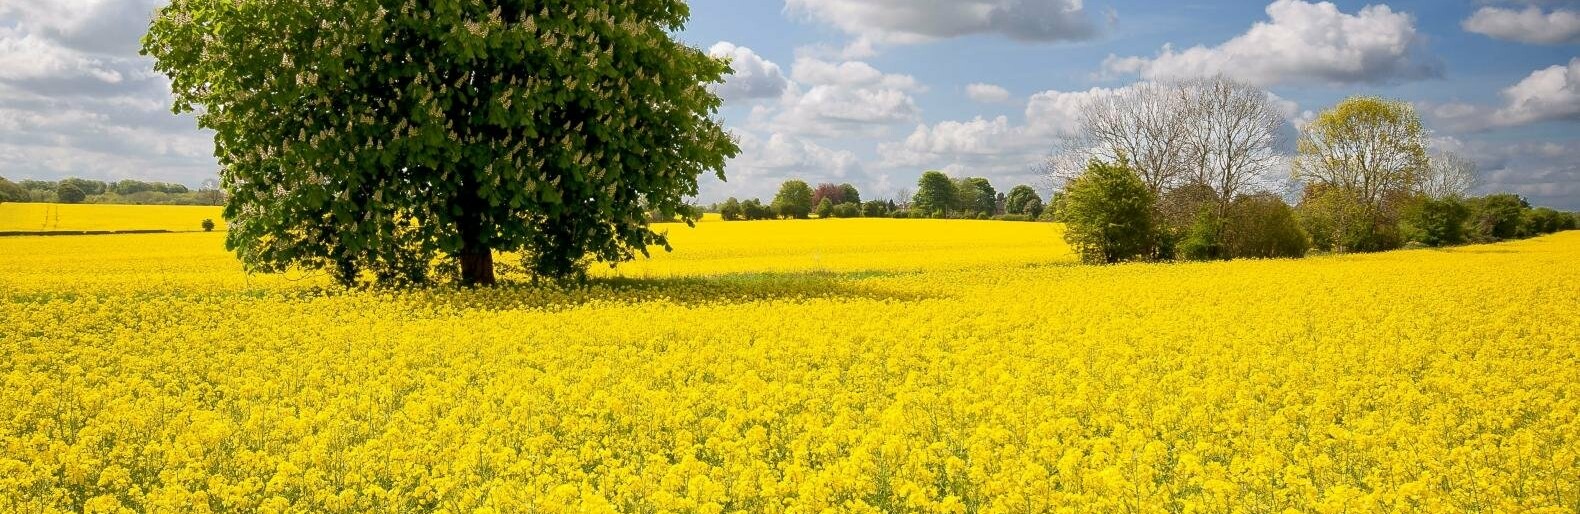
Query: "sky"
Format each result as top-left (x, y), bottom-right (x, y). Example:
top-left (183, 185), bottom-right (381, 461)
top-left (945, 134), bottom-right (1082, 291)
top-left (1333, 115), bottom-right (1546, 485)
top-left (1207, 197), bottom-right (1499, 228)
top-left (1, 1), bottom-right (1577, 209)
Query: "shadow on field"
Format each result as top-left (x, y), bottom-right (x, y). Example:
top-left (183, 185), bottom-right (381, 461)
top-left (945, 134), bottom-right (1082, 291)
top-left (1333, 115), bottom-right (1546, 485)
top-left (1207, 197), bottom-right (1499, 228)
top-left (417, 269), bottom-right (938, 312)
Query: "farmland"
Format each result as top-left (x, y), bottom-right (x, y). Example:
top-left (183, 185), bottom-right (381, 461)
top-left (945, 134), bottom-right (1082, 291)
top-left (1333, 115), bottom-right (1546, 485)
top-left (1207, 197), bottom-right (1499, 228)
top-left (2, 213), bottom-right (1577, 513)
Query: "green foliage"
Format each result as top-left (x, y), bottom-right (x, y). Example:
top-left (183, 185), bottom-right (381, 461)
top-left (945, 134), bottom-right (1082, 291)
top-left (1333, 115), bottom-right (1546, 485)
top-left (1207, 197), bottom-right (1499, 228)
top-left (741, 199), bottom-right (774, 221)
top-left (143, 0), bottom-right (738, 286)
top-left (955, 177), bottom-right (997, 216)
top-left (1022, 196), bottom-right (1044, 219)
top-left (890, 210), bottom-right (911, 219)
top-left (201, 219), bottom-right (217, 232)
top-left (1523, 207), bottom-right (1567, 237)
top-left (1293, 96), bottom-right (1426, 254)
top-left (831, 203), bottom-right (860, 219)
top-left (1298, 185), bottom-right (1400, 253)
top-left (1177, 209), bottom-right (1225, 261)
top-left (1223, 194), bottom-right (1310, 259)
top-left (719, 198), bottom-right (743, 221)
top-left (1061, 160), bottom-right (1156, 264)
top-left (861, 200), bottom-right (889, 217)
top-left (56, 183), bottom-right (86, 204)
top-left (1400, 196), bottom-right (1471, 247)
top-left (773, 180), bottom-right (814, 219)
top-left (1467, 194), bottom-right (1529, 241)
top-left (913, 171), bottom-right (957, 216)
top-left (1004, 185), bottom-right (1039, 216)
top-left (839, 184), bottom-right (861, 206)
top-left (815, 198), bottom-right (835, 219)
top-left (0, 177), bottom-right (26, 203)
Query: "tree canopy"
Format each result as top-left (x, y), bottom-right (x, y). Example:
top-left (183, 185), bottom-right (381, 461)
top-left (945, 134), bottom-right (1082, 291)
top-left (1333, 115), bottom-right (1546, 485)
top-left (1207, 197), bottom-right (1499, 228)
top-left (142, 0), bottom-right (738, 286)
top-left (913, 171), bottom-right (956, 216)
top-left (772, 180), bottom-right (814, 219)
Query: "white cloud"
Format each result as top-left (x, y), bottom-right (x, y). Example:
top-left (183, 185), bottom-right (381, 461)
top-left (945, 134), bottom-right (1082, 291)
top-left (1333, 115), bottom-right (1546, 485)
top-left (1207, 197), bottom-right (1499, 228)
top-left (708, 42), bottom-right (790, 102)
top-left (1425, 58), bottom-right (1580, 131)
top-left (784, 0), bottom-right (1101, 45)
top-left (753, 57), bottom-right (925, 137)
top-left (1102, 0), bottom-right (1439, 87)
top-left (704, 129), bottom-right (863, 200)
top-left (1463, 5), bottom-right (1580, 45)
top-left (1430, 135), bottom-right (1580, 210)
top-left (966, 83), bottom-right (1011, 103)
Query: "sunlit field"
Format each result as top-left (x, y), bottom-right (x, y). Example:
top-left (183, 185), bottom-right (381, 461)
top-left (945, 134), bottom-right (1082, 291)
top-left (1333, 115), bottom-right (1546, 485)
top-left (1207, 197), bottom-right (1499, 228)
top-left (0, 203), bottom-right (224, 233)
top-left (2, 220), bottom-right (1578, 512)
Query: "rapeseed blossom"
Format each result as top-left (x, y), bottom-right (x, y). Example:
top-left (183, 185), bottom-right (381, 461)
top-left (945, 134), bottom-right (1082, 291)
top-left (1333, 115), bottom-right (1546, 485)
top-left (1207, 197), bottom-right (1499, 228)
top-left (1, 221), bottom-right (1576, 512)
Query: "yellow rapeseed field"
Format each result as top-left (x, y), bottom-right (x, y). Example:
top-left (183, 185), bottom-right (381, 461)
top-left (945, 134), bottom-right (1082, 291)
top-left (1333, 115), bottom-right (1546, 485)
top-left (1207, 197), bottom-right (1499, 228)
top-left (0, 203), bottom-right (224, 233)
top-left (1, 219), bottom-right (1578, 513)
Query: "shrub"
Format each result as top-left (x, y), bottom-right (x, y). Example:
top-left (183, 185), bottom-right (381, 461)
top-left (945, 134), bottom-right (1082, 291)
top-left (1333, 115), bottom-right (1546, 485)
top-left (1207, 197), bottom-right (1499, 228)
top-left (1177, 209), bottom-right (1225, 261)
top-left (1223, 194), bottom-right (1310, 259)
top-left (0, 177), bottom-right (27, 203)
top-left (861, 200), bottom-right (888, 217)
top-left (56, 183), bottom-right (87, 204)
top-left (1061, 159), bottom-right (1156, 264)
top-left (719, 198), bottom-right (743, 221)
top-left (831, 203), bottom-right (860, 219)
top-left (1467, 194), bottom-right (1528, 241)
top-left (1523, 207), bottom-right (1567, 236)
top-left (1399, 196), bottom-right (1470, 247)
top-left (815, 198), bottom-right (835, 219)
top-left (997, 214), bottom-right (1032, 222)
top-left (740, 199), bottom-right (773, 221)
top-left (201, 219), bottom-right (217, 232)
top-left (890, 210), bottom-right (910, 219)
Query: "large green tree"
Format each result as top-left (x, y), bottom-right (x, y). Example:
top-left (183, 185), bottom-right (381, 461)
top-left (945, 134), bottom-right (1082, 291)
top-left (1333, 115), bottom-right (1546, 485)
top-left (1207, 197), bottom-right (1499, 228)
top-left (772, 180), bottom-right (814, 219)
top-left (143, 0), bottom-right (738, 286)
top-left (912, 171), bottom-right (957, 216)
top-left (1004, 185), bottom-right (1039, 216)
top-left (1061, 159), bottom-right (1156, 264)
top-left (1292, 96), bottom-right (1426, 253)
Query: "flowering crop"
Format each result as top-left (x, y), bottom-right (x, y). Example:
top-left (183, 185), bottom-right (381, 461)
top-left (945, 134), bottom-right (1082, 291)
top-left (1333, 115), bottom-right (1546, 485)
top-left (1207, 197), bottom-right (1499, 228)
top-left (0, 203), bottom-right (225, 233)
top-left (1, 221), bottom-right (1577, 513)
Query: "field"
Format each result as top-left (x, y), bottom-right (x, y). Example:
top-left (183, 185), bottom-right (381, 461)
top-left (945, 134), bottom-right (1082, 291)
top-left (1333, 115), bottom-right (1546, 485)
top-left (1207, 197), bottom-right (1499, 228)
top-left (2, 218), bottom-right (1579, 513)
top-left (0, 203), bottom-right (224, 233)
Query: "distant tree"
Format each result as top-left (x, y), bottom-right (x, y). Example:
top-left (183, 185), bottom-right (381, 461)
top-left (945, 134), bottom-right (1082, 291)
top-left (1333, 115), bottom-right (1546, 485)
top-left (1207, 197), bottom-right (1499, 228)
top-left (839, 183), bottom-right (861, 205)
top-left (913, 171), bottom-right (957, 216)
top-left (114, 179), bottom-right (156, 195)
top-left (60, 178), bottom-right (107, 196)
top-left (773, 180), bottom-right (814, 219)
top-left (144, 0), bottom-right (739, 286)
top-left (56, 183), bottom-right (87, 204)
top-left (861, 200), bottom-right (888, 217)
top-left (0, 177), bottom-right (27, 203)
top-left (1004, 185), bottom-right (1040, 215)
top-left (741, 199), bottom-right (774, 221)
top-left (957, 177), bottom-right (996, 215)
top-left (719, 198), bottom-right (743, 221)
top-left (815, 197), bottom-right (835, 219)
top-left (1023, 196), bottom-right (1045, 220)
top-left (1400, 196), bottom-right (1471, 247)
top-left (1467, 194), bottom-right (1529, 241)
top-left (201, 218), bottom-right (217, 232)
top-left (831, 202), bottom-right (860, 218)
top-left (1062, 159), bottom-right (1156, 264)
top-left (1293, 97), bottom-right (1427, 253)
top-left (812, 183), bottom-right (845, 207)
top-left (1523, 207), bottom-right (1567, 237)
top-left (1419, 151), bottom-right (1476, 200)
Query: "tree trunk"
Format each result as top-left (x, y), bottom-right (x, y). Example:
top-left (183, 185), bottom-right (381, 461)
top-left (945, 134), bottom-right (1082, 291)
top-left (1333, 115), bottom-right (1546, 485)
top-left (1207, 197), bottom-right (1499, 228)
top-left (459, 250), bottom-right (495, 286)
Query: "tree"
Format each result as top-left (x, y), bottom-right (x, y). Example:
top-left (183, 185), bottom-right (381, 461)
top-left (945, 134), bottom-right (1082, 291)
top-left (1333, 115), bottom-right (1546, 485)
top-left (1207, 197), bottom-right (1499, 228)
top-left (839, 183), bottom-right (861, 205)
top-left (1061, 159), bottom-right (1156, 264)
top-left (913, 171), bottom-right (957, 216)
top-left (1400, 196), bottom-right (1471, 247)
top-left (957, 177), bottom-right (996, 215)
top-left (1222, 194), bottom-right (1309, 259)
top-left (811, 183), bottom-right (845, 207)
top-left (1053, 82), bottom-right (1191, 195)
top-left (201, 218), bottom-right (217, 232)
top-left (56, 183), bottom-right (87, 204)
top-left (0, 177), bottom-right (27, 203)
top-left (144, 0), bottom-right (738, 286)
top-left (815, 198), bottom-right (835, 219)
top-left (773, 180), bottom-right (814, 219)
top-left (861, 200), bottom-right (888, 217)
top-left (1004, 185), bottom-right (1040, 215)
top-left (1523, 207), bottom-right (1566, 237)
top-left (1467, 194), bottom-right (1528, 241)
top-left (719, 198), bottom-right (743, 221)
top-left (1178, 76), bottom-right (1286, 249)
top-left (741, 199), bottom-right (774, 220)
top-left (1419, 151), bottom-right (1476, 200)
top-left (831, 202), bottom-right (860, 218)
top-left (1292, 97), bottom-right (1427, 253)
top-left (1023, 196), bottom-right (1045, 220)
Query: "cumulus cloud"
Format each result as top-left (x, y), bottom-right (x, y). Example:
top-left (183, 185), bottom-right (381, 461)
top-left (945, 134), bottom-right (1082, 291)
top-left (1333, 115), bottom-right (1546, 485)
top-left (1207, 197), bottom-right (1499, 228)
top-left (1425, 58), bottom-right (1580, 131)
top-left (708, 42), bottom-right (790, 102)
top-left (1431, 135), bottom-right (1580, 210)
top-left (756, 57), bottom-right (925, 137)
top-left (966, 83), bottom-right (1011, 103)
top-left (784, 0), bottom-right (1101, 44)
top-left (1102, 0), bottom-right (1439, 86)
top-left (702, 129), bottom-right (863, 200)
top-left (1463, 5), bottom-right (1580, 44)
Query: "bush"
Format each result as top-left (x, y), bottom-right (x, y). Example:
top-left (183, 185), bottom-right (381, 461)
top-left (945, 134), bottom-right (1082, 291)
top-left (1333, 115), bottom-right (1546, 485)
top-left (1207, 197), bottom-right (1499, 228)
top-left (719, 198), bottom-right (743, 221)
top-left (0, 177), bottom-right (27, 203)
top-left (1223, 194), bottom-right (1310, 259)
top-left (56, 183), bottom-right (87, 204)
top-left (831, 202), bottom-right (860, 219)
top-left (861, 200), bottom-right (889, 217)
top-left (997, 214), bottom-right (1032, 222)
top-left (741, 199), bottom-right (774, 221)
top-left (201, 219), bottom-right (217, 232)
top-left (1298, 186), bottom-right (1399, 253)
top-left (1466, 194), bottom-right (1528, 241)
top-left (890, 210), bottom-right (910, 219)
top-left (815, 198), bottom-right (835, 219)
top-left (1176, 209), bottom-right (1224, 261)
top-left (1061, 159), bottom-right (1156, 264)
top-left (1399, 196), bottom-right (1470, 247)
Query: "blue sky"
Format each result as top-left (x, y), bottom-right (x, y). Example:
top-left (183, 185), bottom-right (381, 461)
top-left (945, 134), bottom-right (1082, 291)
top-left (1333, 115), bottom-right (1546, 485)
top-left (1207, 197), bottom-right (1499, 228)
top-left (1, 0), bottom-right (1577, 208)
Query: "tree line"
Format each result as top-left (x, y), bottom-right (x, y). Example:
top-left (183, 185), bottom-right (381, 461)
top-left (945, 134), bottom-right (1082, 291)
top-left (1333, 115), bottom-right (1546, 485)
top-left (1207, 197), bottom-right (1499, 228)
top-left (1047, 77), bottom-right (1578, 264)
top-left (708, 176), bottom-right (1047, 222)
top-left (0, 177), bottom-right (224, 206)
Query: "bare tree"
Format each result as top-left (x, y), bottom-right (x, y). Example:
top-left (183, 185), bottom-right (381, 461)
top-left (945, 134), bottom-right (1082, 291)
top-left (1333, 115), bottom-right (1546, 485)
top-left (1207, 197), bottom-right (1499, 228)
top-left (1179, 76), bottom-right (1288, 216)
top-left (1053, 82), bottom-right (1193, 195)
top-left (1418, 151), bottom-right (1476, 199)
